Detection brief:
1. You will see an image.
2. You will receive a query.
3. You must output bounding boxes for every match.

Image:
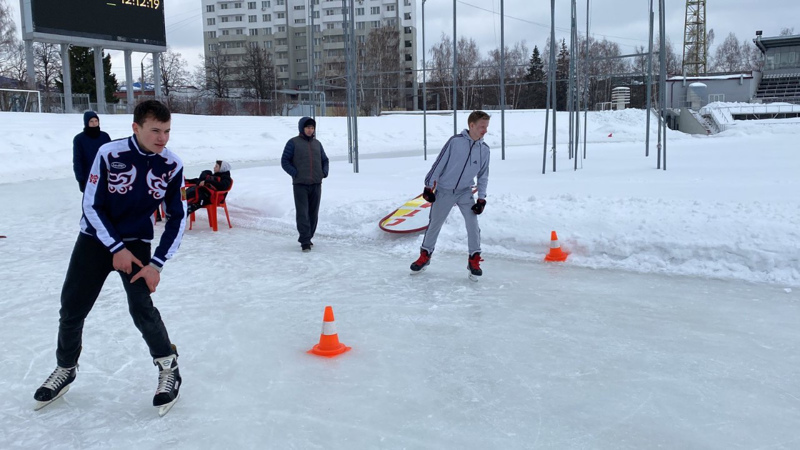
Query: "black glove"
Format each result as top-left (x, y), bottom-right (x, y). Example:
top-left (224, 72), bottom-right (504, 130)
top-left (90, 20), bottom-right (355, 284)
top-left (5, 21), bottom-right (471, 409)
top-left (422, 187), bottom-right (436, 203)
top-left (471, 198), bottom-right (486, 215)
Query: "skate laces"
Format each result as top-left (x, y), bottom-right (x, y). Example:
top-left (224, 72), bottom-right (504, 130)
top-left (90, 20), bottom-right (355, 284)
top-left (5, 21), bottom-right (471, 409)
top-left (469, 254), bottom-right (483, 270)
top-left (41, 366), bottom-right (74, 390)
top-left (155, 357), bottom-right (178, 394)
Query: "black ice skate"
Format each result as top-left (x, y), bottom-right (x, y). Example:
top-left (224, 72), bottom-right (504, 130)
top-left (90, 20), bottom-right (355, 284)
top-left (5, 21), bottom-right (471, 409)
top-left (410, 249), bottom-right (431, 273)
top-left (468, 252), bottom-right (484, 281)
top-left (153, 350), bottom-right (182, 417)
top-left (34, 365), bottom-right (77, 410)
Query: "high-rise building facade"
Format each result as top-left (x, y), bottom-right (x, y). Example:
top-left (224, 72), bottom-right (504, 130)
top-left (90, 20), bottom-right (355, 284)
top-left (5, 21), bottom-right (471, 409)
top-left (201, 0), bottom-right (418, 109)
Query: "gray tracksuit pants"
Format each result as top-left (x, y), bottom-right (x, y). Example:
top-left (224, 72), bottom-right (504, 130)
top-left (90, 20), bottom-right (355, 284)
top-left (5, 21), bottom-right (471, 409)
top-left (421, 187), bottom-right (481, 256)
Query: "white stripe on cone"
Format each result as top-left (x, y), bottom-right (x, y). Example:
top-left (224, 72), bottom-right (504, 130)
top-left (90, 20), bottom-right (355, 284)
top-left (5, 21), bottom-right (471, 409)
top-left (321, 321), bottom-right (337, 335)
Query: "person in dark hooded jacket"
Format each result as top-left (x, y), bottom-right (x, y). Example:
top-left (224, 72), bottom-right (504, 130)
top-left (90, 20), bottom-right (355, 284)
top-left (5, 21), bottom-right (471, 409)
top-left (281, 117), bottom-right (329, 252)
top-left (185, 160), bottom-right (233, 214)
top-left (73, 111), bottom-right (112, 192)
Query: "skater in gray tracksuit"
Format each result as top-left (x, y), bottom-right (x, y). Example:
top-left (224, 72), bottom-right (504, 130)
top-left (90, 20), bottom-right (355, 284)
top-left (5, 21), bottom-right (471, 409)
top-left (410, 110), bottom-right (491, 277)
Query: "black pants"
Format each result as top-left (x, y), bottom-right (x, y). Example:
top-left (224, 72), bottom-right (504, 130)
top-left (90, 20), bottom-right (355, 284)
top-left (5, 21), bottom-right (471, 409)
top-left (56, 233), bottom-right (173, 368)
top-left (292, 183), bottom-right (322, 245)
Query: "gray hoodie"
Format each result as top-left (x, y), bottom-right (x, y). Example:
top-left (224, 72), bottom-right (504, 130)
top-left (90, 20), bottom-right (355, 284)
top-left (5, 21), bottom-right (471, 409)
top-left (424, 129), bottom-right (490, 199)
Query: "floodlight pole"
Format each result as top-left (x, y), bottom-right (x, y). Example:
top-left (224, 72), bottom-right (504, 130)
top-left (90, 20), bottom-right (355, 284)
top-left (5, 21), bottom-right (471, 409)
top-left (422, 0), bottom-right (427, 160)
top-left (582, 0), bottom-right (589, 159)
top-left (500, 0), bottom-right (505, 160)
top-left (124, 50), bottom-right (134, 113)
top-left (645, 0), bottom-right (654, 157)
top-left (659, 0), bottom-right (667, 170)
top-left (452, 0), bottom-right (457, 136)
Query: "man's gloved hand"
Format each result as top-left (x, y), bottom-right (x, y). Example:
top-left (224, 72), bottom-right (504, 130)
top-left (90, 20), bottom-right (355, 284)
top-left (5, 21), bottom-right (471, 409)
top-left (471, 198), bottom-right (486, 214)
top-left (422, 187), bottom-right (436, 203)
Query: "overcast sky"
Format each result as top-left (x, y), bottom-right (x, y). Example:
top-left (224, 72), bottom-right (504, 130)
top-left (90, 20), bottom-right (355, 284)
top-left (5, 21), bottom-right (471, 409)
top-left (7, 0), bottom-right (799, 83)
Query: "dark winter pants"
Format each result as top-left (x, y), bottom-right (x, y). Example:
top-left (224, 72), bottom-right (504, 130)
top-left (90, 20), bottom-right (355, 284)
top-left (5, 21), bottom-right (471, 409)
top-left (293, 183), bottom-right (322, 245)
top-left (56, 233), bottom-right (174, 368)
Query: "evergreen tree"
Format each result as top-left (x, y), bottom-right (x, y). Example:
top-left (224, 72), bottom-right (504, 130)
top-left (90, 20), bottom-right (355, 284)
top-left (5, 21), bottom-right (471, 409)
top-left (555, 40), bottom-right (569, 111)
top-left (524, 46), bottom-right (546, 109)
top-left (55, 46), bottom-right (119, 104)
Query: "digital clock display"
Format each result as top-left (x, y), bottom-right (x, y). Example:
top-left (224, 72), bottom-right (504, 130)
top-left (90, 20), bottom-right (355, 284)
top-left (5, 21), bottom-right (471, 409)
top-left (30, 0), bottom-right (166, 48)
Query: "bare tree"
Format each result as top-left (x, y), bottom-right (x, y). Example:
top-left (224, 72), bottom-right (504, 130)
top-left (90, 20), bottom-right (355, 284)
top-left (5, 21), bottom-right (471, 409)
top-left (456, 37), bottom-right (481, 109)
top-left (239, 44), bottom-right (275, 103)
top-left (194, 47), bottom-right (233, 98)
top-left (152, 48), bottom-right (190, 97)
top-left (34, 43), bottom-right (61, 91)
top-left (428, 33), bottom-right (452, 110)
top-left (4, 43), bottom-right (27, 85)
top-left (359, 26), bottom-right (402, 115)
top-left (712, 32), bottom-right (743, 72)
top-left (0, 0), bottom-right (18, 75)
top-left (779, 27), bottom-right (795, 36)
top-left (485, 41), bottom-right (529, 109)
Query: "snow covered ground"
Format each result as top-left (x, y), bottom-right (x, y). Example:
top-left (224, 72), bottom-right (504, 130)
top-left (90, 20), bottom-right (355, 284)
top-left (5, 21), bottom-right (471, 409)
top-left (1, 108), bottom-right (799, 449)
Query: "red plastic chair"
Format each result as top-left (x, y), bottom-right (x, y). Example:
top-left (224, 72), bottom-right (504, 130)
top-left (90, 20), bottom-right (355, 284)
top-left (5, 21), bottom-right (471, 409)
top-left (189, 180), bottom-right (233, 232)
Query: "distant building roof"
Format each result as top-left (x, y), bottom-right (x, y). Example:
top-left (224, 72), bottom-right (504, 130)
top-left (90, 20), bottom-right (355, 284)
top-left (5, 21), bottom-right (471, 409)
top-left (754, 34), bottom-right (800, 54)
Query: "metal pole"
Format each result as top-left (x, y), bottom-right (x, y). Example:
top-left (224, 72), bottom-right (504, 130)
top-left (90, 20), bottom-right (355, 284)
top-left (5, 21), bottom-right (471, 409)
top-left (343, 0), bottom-right (352, 163)
top-left (422, 0), bottom-right (427, 160)
top-left (659, 0), bottom-right (667, 170)
top-left (582, 0), bottom-right (589, 159)
top-left (452, 0), bottom-right (457, 136)
top-left (550, 0), bottom-right (557, 172)
top-left (349, 0), bottom-right (359, 173)
top-left (568, 0), bottom-right (575, 163)
top-left (152, 52), bottom-right (162, 101)
top-left (500, 0), bottom-right (505, 160)
top-left (645, 0), bottom-right (654, 157)
top-left (24, 40), bottom-right (35, 90)
top-left (310, 0), bottom-right (316, 119)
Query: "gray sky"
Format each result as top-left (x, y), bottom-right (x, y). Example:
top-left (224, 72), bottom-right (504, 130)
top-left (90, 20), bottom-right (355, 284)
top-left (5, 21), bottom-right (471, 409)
top-left (8, 0), bottom-right (799, 83)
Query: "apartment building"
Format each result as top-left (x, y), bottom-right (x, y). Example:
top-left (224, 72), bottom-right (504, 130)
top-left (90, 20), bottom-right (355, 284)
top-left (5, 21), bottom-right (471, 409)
top-left (201, 0), bottom-right (418, 109)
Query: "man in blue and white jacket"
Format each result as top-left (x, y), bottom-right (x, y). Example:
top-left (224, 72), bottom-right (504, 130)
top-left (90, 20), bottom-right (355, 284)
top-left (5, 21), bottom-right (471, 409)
top-left (410, 110), bottom-right (491, 278)
top-left (34, 100), bottom-right (186, 413)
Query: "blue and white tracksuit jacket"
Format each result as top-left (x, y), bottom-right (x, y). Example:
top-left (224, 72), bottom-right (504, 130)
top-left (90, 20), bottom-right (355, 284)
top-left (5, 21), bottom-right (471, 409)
top-left (80, 135), bottom-right (186, 269)
top-left (424, 129), bottom-right (490, 199)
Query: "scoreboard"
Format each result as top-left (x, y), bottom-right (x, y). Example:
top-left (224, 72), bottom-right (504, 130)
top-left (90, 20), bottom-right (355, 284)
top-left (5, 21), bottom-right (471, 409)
top-left (27, 0), bottom-right (166, 49)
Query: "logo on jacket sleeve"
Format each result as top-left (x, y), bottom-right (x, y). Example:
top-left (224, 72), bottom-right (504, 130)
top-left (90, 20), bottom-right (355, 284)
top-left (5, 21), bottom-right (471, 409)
top-left (89, 174), bottom-right (99, 185)
top-left (147, 170), bottom-right (168, 199)
top-left (108, 167), bottom-right (136, 194)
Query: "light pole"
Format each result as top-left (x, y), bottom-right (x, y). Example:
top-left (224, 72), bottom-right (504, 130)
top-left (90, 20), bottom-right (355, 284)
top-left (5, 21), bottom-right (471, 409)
top-left (140, 53), bottom-right (149, 99)
top-left (422, 0), bottom-right (427, 160)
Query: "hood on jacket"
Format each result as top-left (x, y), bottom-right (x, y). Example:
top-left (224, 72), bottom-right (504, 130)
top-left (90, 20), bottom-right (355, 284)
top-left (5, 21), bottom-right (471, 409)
top-left (83, 110), bottom-right (99, 127)
top-left (297, 116), bottom-right (316, 135)
top-left (218, 161), bottom-right (231, 173)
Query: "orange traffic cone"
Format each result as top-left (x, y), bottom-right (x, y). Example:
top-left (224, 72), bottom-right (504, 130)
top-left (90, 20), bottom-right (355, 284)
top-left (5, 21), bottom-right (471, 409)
top-left (544, 230), bottom-right (569, 262)
top-left (308, 306), bottom-right (351, 358)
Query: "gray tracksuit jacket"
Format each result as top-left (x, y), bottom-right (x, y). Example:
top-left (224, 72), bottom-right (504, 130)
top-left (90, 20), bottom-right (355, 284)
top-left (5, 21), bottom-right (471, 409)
top-left (424, 129), bottom-right (490, 199)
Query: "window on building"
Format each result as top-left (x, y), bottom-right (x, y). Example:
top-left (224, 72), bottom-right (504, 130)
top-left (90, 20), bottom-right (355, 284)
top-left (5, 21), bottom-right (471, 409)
top-left (250, 41), bottom-right (259, 48)
top-left (356, 7), bottom-right (364, 15)
top-left (386, 5), bottom-right (395, 11)
top-left (356, 22), bottom-right (365, 30)
top-left (235, 15), bottom-right (244, 21)
top-left (221, 29), bottom-right (230, 35)
top-left (279, 66), bottom-right (287, 72)
top-left (404, 40), bottom-right (411, 48)
top-left (370, 7), bottom-right (380, 14)
top-left (206, 31), bottom-right (217, 38)
top-left (277, 12), bottom-right (285, 18)
top-left (265, 40), bottom-right (273, 48)
top-left (295, 19), bottom-right (306, 24)
top-left (264, 27), bottom-right (272, 34)
top-left (249, 15), bottom-right (257, 22)
top-left (385, 18), bottom-right (396, 26)
top-left (263, 14), bottom-right (271, 20)
top-left (314, 51), bottom-right (321, 59)
top-left (208, 44), bottom-right (217, 52)
top-left (236, 28), bottom-right (244, 34)
top-left (206, 5), bottom-right (215, 12)
top-left (326, 9), bottom-right (335, 16)
top-left (262, 1), bottom-right (270, 7)
top-left (248, 2), bottom-right (256, 9)
top-left (326, 23), bottom-right (335, 30)
top-left (314, 25), bottom-right (321, 31)
top-left (277, 52), bottom-right (287, 59)
top-left (371, 20), bottom-right (380, 28)
top-left (404, 13), bottom-right (411, 20)
top-left (276, 0), bottom-right (284, 5)
top-left (404, 0), bottom-right (411, 5)
top-left (250, 28), bottom-right (259, 35)
top-left (220, 4), bottom-right (228, 9)
top-left (207, 18), bottom-right (216, 25)
top-left (312, 11), bottom-right (319, 18)
top-left (293, 5), bottom-right (305, 9)
top-left (277, 38), bottom-right (287, 45)
top-left (357, 35), bottom-right (365, 43)
top-left (221, 17), bottom-right (229, 22)
top-left (234, 2), bottom-right (242, 8)
top-left (404, 26), bottom-right (412, 34)
top-left (405, 54), bottom-right (412, 61)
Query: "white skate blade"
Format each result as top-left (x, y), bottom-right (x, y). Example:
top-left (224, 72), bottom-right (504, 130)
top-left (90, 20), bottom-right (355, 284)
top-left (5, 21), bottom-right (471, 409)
top-left (34, 385), bottom-right (70, 411)
top-left (157, 393), bottom-right (180, 417)
top-left (468, 273), bottom-right (480, 282)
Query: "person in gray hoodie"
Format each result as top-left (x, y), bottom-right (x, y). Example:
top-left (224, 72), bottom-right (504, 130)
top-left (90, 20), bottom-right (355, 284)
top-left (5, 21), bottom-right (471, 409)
top-left (410, 110), bottom-right (491, 277)
top-left (281, 117), bottom-right (329, 252)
